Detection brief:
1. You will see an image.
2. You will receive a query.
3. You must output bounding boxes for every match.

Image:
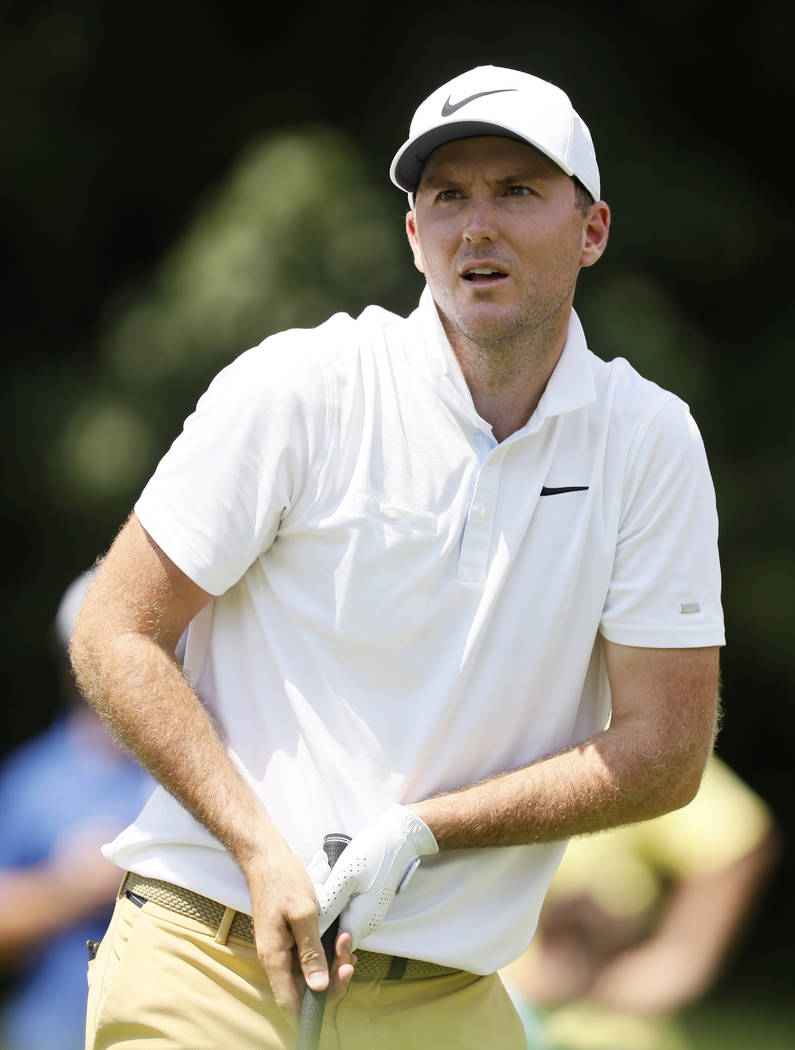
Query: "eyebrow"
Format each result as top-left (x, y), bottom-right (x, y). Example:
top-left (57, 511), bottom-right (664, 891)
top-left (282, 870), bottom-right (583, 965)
top-left (496, 169), bottom-right (549, 185)
top-left (420, 167), bottom-right (549, 192)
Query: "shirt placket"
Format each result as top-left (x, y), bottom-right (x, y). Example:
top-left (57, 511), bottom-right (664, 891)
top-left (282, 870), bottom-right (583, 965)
top-left (458, 427), bottom-right (500, 584)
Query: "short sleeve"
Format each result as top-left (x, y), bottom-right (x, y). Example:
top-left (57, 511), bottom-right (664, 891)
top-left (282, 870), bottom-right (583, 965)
top-left (135, 331), bottom-right (332, 596)
top-left (600, 397), bottom-right (724, 647)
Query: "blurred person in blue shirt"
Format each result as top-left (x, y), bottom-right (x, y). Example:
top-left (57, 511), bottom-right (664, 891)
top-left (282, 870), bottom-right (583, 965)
top-left (0, 572), bottom-right (152, 1050)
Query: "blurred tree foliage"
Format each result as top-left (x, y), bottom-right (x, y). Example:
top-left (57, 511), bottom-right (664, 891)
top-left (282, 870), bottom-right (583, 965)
top-left (50, 128), bottom-right (416, 516)
top-left (1, 0), bottom-right (792, 981)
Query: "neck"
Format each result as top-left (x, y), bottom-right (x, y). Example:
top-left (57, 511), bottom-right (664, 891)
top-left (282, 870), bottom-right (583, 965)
top-left (441, 310), bottom-right (570, 443)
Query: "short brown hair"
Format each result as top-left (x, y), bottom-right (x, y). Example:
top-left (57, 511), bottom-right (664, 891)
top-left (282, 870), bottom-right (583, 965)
top-left (574, 177), bottom-right (595, 216)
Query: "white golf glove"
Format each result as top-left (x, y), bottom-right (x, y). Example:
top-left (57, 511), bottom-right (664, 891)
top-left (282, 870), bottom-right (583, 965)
top-left (305, 847), bottom-right (333, 884)
top-left (315, 804), bottom-right (438, 949)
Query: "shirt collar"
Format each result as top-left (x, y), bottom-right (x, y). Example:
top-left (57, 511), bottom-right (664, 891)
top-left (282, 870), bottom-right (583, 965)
top-left (408, 285), bottom-right (596, 433)
top-left (533, 308), bottom-right (596, 423)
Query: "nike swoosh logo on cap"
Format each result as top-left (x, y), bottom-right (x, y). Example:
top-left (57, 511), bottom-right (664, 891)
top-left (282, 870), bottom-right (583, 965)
top-left (540, 486), bottom-right (589, 496)
top-left (441, 88), bottom-right (517, 117)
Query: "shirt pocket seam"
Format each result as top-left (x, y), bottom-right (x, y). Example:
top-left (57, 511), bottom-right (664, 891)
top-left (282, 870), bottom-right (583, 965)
top-left (350, 492), bottom-right (439, 535)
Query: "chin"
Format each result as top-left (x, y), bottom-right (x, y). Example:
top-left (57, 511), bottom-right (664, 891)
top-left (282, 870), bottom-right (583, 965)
top-left (459, 306), bottom-right (523, 345)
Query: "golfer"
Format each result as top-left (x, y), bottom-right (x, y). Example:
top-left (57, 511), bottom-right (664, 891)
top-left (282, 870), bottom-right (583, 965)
top-left (72, 65), bottom-right (724, 1050)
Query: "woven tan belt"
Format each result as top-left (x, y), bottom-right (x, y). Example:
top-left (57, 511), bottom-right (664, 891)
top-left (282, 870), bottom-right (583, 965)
top-left (122, 873), bottom-right (459, 980)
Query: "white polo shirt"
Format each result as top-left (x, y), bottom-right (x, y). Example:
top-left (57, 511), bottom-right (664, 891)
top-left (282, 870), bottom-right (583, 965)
top-left (106, 288), bottom-right (724, 973)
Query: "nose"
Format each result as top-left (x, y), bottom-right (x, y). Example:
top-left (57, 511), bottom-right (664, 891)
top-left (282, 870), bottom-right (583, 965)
top-left (462, 197), bottom-right (499, 244)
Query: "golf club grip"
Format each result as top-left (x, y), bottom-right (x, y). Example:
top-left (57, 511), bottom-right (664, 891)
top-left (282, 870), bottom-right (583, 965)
top-left (295, 833), bottom-right (351, 1050)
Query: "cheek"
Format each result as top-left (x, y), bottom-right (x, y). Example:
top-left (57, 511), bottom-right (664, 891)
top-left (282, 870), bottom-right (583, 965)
top-left (412, 217), bottom-right (459, 271)
top-left (412, 239), bottom-right (447, 280)
top-left (527, 225), bottom-right (585, 278)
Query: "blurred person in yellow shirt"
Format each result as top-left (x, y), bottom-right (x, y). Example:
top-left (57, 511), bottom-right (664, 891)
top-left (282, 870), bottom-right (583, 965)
top-left (501, 755), bottom-right (779, 1050)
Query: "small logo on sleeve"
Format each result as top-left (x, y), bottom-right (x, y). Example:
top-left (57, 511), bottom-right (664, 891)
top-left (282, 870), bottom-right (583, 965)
top-left (680, 602), bottom-right (701, 614)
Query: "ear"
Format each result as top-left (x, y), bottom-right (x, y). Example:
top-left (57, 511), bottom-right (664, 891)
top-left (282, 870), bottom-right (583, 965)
top-left (580, 201), bottom-right (611, 269)
top-left (405, 211), bottom-right (426, 275)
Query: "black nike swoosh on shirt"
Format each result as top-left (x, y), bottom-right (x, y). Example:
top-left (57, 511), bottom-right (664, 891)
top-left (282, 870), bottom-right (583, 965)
top-left (540, 486), bottom-right (589, 496)
top-left (441, 88), bottom-right (517, 117)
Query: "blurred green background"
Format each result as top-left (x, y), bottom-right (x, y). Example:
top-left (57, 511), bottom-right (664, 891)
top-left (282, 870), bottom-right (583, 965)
top-left (1, 1), bottom-right (792, 1043)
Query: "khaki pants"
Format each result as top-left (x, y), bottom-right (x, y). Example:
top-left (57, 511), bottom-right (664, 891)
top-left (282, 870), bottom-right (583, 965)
top-left (86, 894), bottom-right (526, 1050)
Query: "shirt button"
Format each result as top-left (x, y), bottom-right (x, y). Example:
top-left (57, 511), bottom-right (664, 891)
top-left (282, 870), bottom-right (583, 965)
top-left (479, 506), bottom-right (491, 520)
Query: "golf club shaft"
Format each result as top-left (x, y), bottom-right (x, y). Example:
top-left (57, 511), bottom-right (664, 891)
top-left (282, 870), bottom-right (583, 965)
top-left (295, 833), bottom-right (351, 1050)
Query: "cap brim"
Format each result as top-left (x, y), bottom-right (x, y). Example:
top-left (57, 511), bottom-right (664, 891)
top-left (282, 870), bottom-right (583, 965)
top-left (390, 120), bottom-right (572, 193)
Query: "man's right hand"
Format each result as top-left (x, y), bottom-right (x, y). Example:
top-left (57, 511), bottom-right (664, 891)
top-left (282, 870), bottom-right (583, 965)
top-left (243, 841), bottom-right (354, 1021)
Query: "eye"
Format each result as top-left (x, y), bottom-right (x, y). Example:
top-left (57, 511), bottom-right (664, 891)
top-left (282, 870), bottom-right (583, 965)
top-left (505, 185), bottom-right (534, 197)
top-left (435, 188), bottom-right (464, 202)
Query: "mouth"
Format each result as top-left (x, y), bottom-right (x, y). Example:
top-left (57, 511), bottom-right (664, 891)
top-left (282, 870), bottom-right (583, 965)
top-left (461, 265), bottom-right (509, 285)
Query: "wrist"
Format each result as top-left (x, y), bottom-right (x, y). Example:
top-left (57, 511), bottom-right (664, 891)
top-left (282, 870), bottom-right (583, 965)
top-left (394, 803), bottom-right (438, 855)
top-left (227, 810), bottom-right (290, 874)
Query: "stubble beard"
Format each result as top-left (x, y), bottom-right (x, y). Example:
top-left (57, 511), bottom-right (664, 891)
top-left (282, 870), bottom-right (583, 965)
top-left (440, 277), bottom-right (579, 386)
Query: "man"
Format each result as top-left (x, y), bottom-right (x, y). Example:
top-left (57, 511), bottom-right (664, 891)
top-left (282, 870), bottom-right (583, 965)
top-left (71, 65), bottom-right (724, 1050)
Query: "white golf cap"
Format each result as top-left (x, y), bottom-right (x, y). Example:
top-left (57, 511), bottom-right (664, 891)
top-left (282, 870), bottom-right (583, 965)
top-left (390, 65), bottom-right (600, 201)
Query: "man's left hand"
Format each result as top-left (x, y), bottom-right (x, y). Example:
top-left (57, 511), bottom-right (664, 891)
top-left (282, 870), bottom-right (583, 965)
top-left (314, 805), bottom-right (438, 949)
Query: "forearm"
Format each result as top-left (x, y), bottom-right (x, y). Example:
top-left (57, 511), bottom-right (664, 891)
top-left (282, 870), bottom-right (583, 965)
top-left (629, 833), bottom-right (781, 996)
top-left (582, 844), bottom-right (780, 1018)
top-left (70, 517), bottom-right (340, 1015)
top-left (0, 868), bottom-right (90, 964)
top-left (411, 727), bottom-right (691, 849)
top-left (413, 644), bottom-right (719, 850)
top-left (71, 626), bottom-right (283, 870)
top-left (0, 824), bottom-right (130, 965)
